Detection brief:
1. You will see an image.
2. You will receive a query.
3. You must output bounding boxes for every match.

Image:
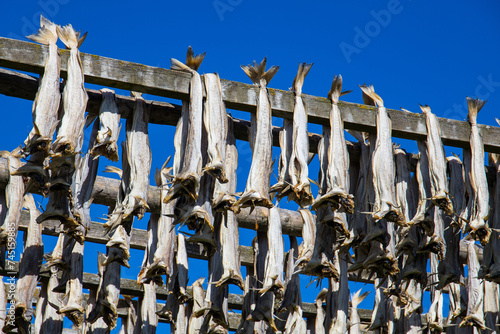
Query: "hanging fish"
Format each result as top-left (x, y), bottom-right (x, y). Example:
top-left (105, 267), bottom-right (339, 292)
top-left (164, 47), bottom-right (205, 204)
top-left (233, 58), bottom-right (278, 211)
top-left (420, 104), bottom-right (453, 215)
top-left (466, 97), bottom-right (490, 245)
top-left (312, 75), bottom-right (354, 215)
top-left (23, 15), bottom-right (61, 157)
top-left (52, 23), bottom-right (88, 156)
top-left (349, 289), bottom-right (369, 334)
top-left (359, 85), bottom-right (405, 226)
top-left (90, 88), bottom-right (121, 161)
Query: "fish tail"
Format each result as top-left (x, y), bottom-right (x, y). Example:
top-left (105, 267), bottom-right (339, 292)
top-left (328, 74), bottom-right (343, 104)
top-left (359, 84), bottom-right (383, 107)
top-left (241, 57), bottom-right (279, 85)
top-left (489, 153), bottom-right (500, 169)
top-left (27, 15), bottom-right (58, 45)
top-left (351, 289), bottom-right (369, 308)
top-left (466, 97), bottom-right (487, 125)
top-left (419, 104), bottom-right (431, 114)
top-left (360, 84), bottom-right (380, 106)
top-left (292, 62), bottom-right (313, 94)
top-left (185, 46), bottom-right (205, 70)
top-left (23, 193), bottom-right (37, 211)
top-left (57, 24), bottom-right (87, 49)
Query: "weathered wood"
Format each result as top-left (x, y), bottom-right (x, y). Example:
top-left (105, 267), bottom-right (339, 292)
top-left (1, 37), bottom-right (499, 152)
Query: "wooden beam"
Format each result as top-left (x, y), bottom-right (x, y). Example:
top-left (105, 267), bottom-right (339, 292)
top-left (1, 37), bottom-right (499, 153)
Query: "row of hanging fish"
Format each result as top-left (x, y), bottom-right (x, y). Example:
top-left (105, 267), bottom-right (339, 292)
top-left (4, 14), bottom-right (500, 333)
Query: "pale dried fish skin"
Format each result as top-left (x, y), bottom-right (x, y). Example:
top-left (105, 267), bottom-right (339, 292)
top-left (421, 105), bottom-right (453, 215)
top-left (359, 85), bottom-right (405, 226)
top-left (234, 58), bottom-right (278, 211)
top-left (0, 150), bottom-right (25, 248)
top-left (260, 206), bottom-right (285, 299)
top-left (312, 75), bottom-right (354, 215)
top-left (286, 63), bottom-right (314, 207)
top-left (165, 49), bottom-right (205, 203)
top-left (295, 209), bottom-right (316, 268)
top-left (203, 73), bottom-right (228, 183)
top-left (52, 24), bottom-right (88, 156)
top-left (467, 97), bottom-right (490, 244)
top-left (460, 240), bottom-right (485, 330)
top-left (91, 88), bottom-right (121, 161)
top-left (24, 15), bottom-right (61, 156)
top-left (12, 194), bottom-right (43, 330)
top-left (270, 118), bottom-right (293, 201)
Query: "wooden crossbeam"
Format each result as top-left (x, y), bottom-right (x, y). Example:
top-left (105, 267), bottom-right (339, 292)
top-left (1, 37), bottom-right (500, 153)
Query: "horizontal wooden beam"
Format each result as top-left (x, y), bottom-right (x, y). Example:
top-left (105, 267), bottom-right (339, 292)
top-left (1, 37), bottom-right (499, 153)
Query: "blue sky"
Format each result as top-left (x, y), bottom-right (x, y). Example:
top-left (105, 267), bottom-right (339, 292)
top-left (1, 0), bottom-right (500, 331)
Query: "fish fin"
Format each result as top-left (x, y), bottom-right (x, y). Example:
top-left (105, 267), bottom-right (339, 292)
top-left (341, 90), bottom-right (353, 96)
top-left (131, 91), bottom-right (143, 99)
top-left (292, 62), bottom-right (313, 94)
top-left (359, 84), bottom-right (383, 107)
top-left (351, 289), bottom-right (370, 308)
top-left (495, 117), bottom-right (500, 126)
top-left (328, 74), bottom-right (343, 103)
top-left (241, 57), bottom-right (279, 85)
top-left (27, 15), bottom-right (58, 45)
top-left (103, 165), bottom-right (123, 178)
top-left (419, 104), bottom-right (431, 114)
top-left (185, 46), bottom-right (205, 70)
top-left (77, 31), bottom-right (87, 48)
top-left (466, 97), bottom-right (486, 124)
top-left (56, 24), bottom-right (80, 49)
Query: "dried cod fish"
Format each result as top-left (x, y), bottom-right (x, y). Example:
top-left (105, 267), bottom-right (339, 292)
top-left (294, 209), bottom-right (316, 268)
top-left (270, 118), bottom-right (293, 202)
top-left (23, 15), bottom-right (61, 156)
top-left (312, 75), bottom-right (354, 214)
top-left (136, 281), bottom-right (158, 334)
top-left (315, 288), bottom-right (328, 334)
top-left (83, 289), bottom-right (108, 334)
top-left (203, 73), bottom-right (228, 184)
top-left (421, 104), bottom-right (453, 215)
top-left (216, 120), bottom-right (244, 289)
top-left (483, 280), bottom-right (498, 333)
top-left (260, 206), bottom-right (284, 299)
top-left (247, 232), bottom-right (277, 332)
top-left (37, 267), bottom-right (64, 333)
top-left (188, 277), bottom-right (206, 334)
top-left (349, 289), bottom-right (369, 334)
top-left (87, 251), bottom-right (121, 328)
top-left (359, 85), bottom-right (405, 226)
top-left (176, 233), bottom-right (190, 303)
top-left (90, 88), bottom-right (121, 161)
top-left (437, 156), bottom-right (464, 289)
top-left (11, 194), bottom-right (43, 332)
top-left (0, 149), bottom-right (25, 248)
top-left (328, 246), bottom-right (349, 334)
top-left (460, 240), bottom-right (485, 330)
top-left (141, 159), bottom-right (176, 283)
top-left (346, 130), bottom-right (371, 272)
top-left (52, 23), bottom-right (88, 156)
top-left (234, 58), bottom-right (278, 211)
top-left (287, 63), bottom-right (314, 207)
top-left (466, 97), bottom-right (490, 245)
top-left (165, 47), bottom-right (205, 203)
top-left (105, 92), bottom-right (151, 264)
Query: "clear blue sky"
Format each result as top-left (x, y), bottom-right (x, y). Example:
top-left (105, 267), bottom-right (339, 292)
top-left (1, 0), bottom-right (500, 331)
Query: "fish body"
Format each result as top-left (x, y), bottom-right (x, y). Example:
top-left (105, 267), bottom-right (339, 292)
top-left (421, 104), bottom-right (453, 214)
top-left (260, 206), bottom-right (284, 299)
top-left (12, 194), bottom-right (43, 331)
top-left (349, 289), bottom-right (369, 334)
top-left (24, 15), bottom-right (61, 156)
top-left (359, 85), bottom-right (404, 226)
top-left (52, 23), bottom-right (88, 156)
top-left (288, 63), bottom-right (313, 207)
top-left (270, 118), bottom-right (293, 201)
top-left (295, 209), bottom-right (316, 268)
top-left (165, 48), bottom-right (205, 203)
top-left (91, 88), bottom-right (121, 161)
top-left (467, 97), bottom-right (490, 244)
top-left (460, 240), bottom-right (485, 330)
top-left (234, 58), bottom-right (278, 211)
top-left (0, 149), bottom-right (25, 247)
top-left (203, 73), bottom-right (228, 183)
top-left (312, 75), bottom-right (353, 215)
